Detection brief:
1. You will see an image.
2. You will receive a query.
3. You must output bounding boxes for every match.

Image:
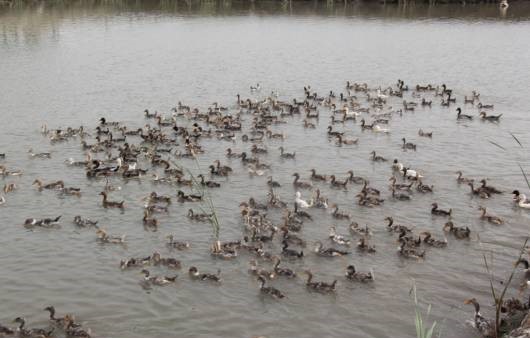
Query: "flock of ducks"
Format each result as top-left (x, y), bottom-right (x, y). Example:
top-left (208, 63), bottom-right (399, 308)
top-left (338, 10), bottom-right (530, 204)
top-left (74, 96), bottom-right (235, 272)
top-left (0, 79), bottom-right (528, 338)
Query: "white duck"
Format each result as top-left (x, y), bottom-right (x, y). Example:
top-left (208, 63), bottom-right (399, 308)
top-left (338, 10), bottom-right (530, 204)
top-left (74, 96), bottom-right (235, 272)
top-left (373, 125), bottom-right (390, 133)
top-left (402, 167), bottom-right (423, 179)
top-left (376, 89), bottom-right (389, 100)
top-left (248, 164), bottom-right (266, 176)
top-left (392, 159), bottom-right (404, 171)
top-left (295, 191), bottom-right (312, 208)
top-left (516, 195), bottom-right (530, 209)
top-left (344, 107), bottom-right (361, 118)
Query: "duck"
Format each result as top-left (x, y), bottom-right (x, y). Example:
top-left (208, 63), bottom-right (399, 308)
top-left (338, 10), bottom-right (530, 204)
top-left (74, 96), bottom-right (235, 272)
top-left (515, 194), bottom-right (530, 209)
top-left (295, 191), bottom-right (312, 208)
top-left (385, 216), bottom-right (412, 233)
top-left (44, 306), bottom-right (67, 327)
top-left (3, 183), bottom-right (17, 193)
top-left (251, 144), bottom-right (267, 154)
top-left (329, 175), bottom-right (348, 189)
top-left (401, 138), bottom-right (417, 151)
top-left (278, 146), bottom-right (296, 159)
top-left (418, 129), bottom-right (433, 138)
top-left (309, 169), bottom-right (327, 181)
top-left (13, 317), bottom-right (54, 338)
top-left (373, 125), bottom-right (390, 133)
top-left (392, 188), bottom-right (411, 201)
top-left (513, 190), bottom-right (528, 203)
top-left (24, 216), bottom-right (61, 228)
top-left (257, 276), bottom-right (285, 299)
top-left (370, 151), bottom-right (387, 162)
top-left (463, 298), bottom-right (496, 338)
top-left (329, 225), bottom-right (351, 246)
top-left (226, 148), bottom-right (243, 158)
top-left (336, 135), bottom-right (358, 146)
top-left (197, 174), bottom-right (221, 188)
top-left (456, 171), bottom-right (474, 184)
top-left (345, 265), bottom-right (374, 283)
top-left (360, 119), bottom-right (374, 130)
top-left (431, 203), bottom-right (452, 217)
top-left (416, 180), bottom-right (434, 193)
top-left (398, 238), bottom-right (425, 259)
top-left (189, 266), bottom-right (221, 282)
top-left (99, 191), bottom-right (124, 209)
top-left (281, 227), bottom-right (306, 247)
top-left (292, 173), bottom-right (312, 189)
top-left (187, 209), bottom-right (212, 222)
top-left (357, 237), bottom-right (376, 253)
top-left (141, 269), bottom-right (177, 286)
top-left (479, 179), bottom-right (503, 194)
top-left (346, 170), bottom-right (366, 184)
top-left (0, 323), bottom-right (14, 335)
top-left (389, 177), bottom-right (413, 191)
top-left (177, 190), bottom-right (202, 202)
top-left (479, 111), bottom-right (502, 122)
top-left (402, 167), bottom-right (423, 179)
top-left (420, 231), bottom-right (447, 248)
top-left (281, 240), bottom-right (304, 258)
top-left (443, 221), bottom-right (471, 239)
top-left (456, 107), bottom-right (473, 120)
top-left (166, 235), bottom-right (190, 250)
top-left (96, 229), bottom-right (125, 244)
top-left (32, 179), bottom-right (64, 191)
top-left (468, 182), bottom-right (490, 199)
top-left (478, 206), bottom-right (504, 225)
top-left (248, 259), bottom-right (275, 279)
top-left (143, 210), bottom-right (159, 228)
top-left (477, 103), bottom-right (494, 109)
top-left (349, 222), bottom-right (372, 237)
top-left (28, 148), bottom-right (52, 159)
top-left (303, 270), bottom-right (337, 293)
top-left (331, 204), bottom-right (350, 220)
top-left (64, 317), bottom-right (91, 338)
top-left (272, 256), bottom-right (296, 278)
top-left (266, 176), bottom-right (281, 188)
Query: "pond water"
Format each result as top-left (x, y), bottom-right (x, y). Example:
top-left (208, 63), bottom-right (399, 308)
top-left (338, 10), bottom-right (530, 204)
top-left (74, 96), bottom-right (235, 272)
top-left (1, 2), bottom-right (530, 338)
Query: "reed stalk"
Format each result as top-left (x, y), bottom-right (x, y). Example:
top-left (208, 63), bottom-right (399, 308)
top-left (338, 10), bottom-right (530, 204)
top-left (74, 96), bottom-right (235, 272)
top-left (410, 281), bottom-right (439, 338)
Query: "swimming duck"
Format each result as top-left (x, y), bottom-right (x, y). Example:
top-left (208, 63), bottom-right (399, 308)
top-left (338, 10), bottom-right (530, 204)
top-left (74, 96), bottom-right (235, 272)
top-left (515, 194), bottom-right (530, 209)
top-left (177, 190), bottom-right (202, 203)
top-left (148, 192), bottom-right (171, 204)
top-left (309, 169), bottom-right (327, 181)
top-left (257, 276), bottom-right (285, 299)
top-left (272, 256), bottom-right (296, 278)
top-left (397, 238), bottom-right (425, 259)
top-left (420, 231), bottom-right (447, 248)
top-left (314, 241), bottom-right (350, 257)
top-left (267, 176), bottom-right (281, 188)
top-left (32, 179), bottom-right (64, 191)
top-left (329, 175), bottom-right (348, 189)
top-left (303, 270), bottom-right (337, 293)
top-left (141, 269), bottom-right (177, 286)
top-left (421, 98), bottom-right (432, 107)
top-left (142, 210), bottom-right (158, 229)
top-left (96, 229), bottom-right (125, 244)
top-left (373, 125), bottom-right (390, 133)
top-left (360, 119), bottom-right (374, 130)
top-left (477, 103), bottom-right (494, 109)
top-left (513, 190), bottom-right (528, 203)
top-left (99, 191), bottom-right (124, 209)
top-left (187, 209), bottom-right (212, 222)
top-left (251, 144), bottom-right (268, 155)
top-left (329, 225), bottom-right (351, 246)
top-left (44, 306), bottom-right (67, 327)
top-left (345, 265), bottom-right (374, 283)
top-left (468, 182), bottom-right (491, 199)
top-left (292, 173), bottom-right (312, 189)
top-left (24, 216), bottom-right (61, 228)
top-left (479, 179), bottom-right (503, 194)
top-left (327, 126), bottom-right (344, 137)
top-left (357, 237), bottom-right (376, 253)
top-left (73, 215), bottom-right (98, 227)
top-left (478, 206), bottom-right (504, 225)
top-left (0, 323), bottom-right (14, 335)
top-left (416, 180), bottom-right (434, 193)
top-left (389, 177), bottom-right (413, 191)
top-left (64, 316), bottom-right (91, 338)
top-left (479, 112), bottom-right (502, 122)
top-left (330, 204), bottom-right (350, 220)
top-left (197, 174), bottom-right (220, 188)
top-left (294, 191), bottom-right (312, 209)
top-left (28, 148), bottom-right (51, 159)
top-left (385, 217), bottom-right (412, 233)
top-left (456, 171), bottom-right (474, 184)
top-left (120, 256), bottom-right (151, 270)
top-left (370, 151), bottom-right (387, 162)
top-left (463, 298), bottom-right (496, 338)
top-left (226, 148), bottom-right (243, 158)
top-left (166, 235), bottom-right (190, 250)
top-left (401, 138), bottom-right (416, 151)
top-left (281, 227), bottom-right (306, 247)
top-left (336, 135), bottom-right (358, 146)
top-left (349, 222), bottom-right (372, 237)
top-left (402, 167), bottom-right (422, 179)
top-left (189, 266), bottom-right (221, 282)
top-left (3, 183), bottom-right (17, 193)
top-left (392, 187), bottom-right (411, 201)
top-left (456, 107), bottom-right (473, 120)
top-left (346, 170), bottom-right (366, 184)
top-left (443, 222), bottom-right (471, 239)
top-left (431, 203), bottom-right (452, 217)
top-left (281, 240), bottom-right (304, 258)
top-left (418, 129), bottom-right (433, 138)
top-left (278, 146), bottom-right (296, 159)
top-left (13, 317), bottom-right (54, 338)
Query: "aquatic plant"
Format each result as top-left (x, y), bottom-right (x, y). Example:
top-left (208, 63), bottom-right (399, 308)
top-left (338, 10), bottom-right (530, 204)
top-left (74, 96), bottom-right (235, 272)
top-left (410, 281), bottom-right (440, 338)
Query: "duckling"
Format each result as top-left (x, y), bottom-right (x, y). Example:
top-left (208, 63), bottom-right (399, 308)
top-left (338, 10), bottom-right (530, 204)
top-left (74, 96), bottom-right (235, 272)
top-left (468, 182), bottom-right (491, 199)
top-left (272, 256), bottom-right (296, 278)
top-left (479, 111), bottom-right (502, 122)
top-left (456, 107), bottom-right (473, 120)
top-left (166, 235), bottom-right (190, 250)
top-left (281, 240), bottom-right (304, 258)
top-left (28, 148), bottom-right (51, 159)
top-left (401, 138), bottom-right (417, 151)
top-left (32, 179), bottom-right (64, 191)
top-left (329, 225), bottom-right (351, 246)
top-left (257, 276), bottom-right (285, 299)
top-left (309, 169), bottom-right (327, 182)
top-left (292, 173), bottom-right (312, 189)
top-left (99, 191), bottom-right (124, 209)
top-left (463, 298), bottom-right (496, 338)
top-left (370, 151), bottom-right (387, 162)
top-left (392, 188), bottom-right (411, 201)
top-left (177, 190), bottom-right (202, 202)
top-left (13, 317), bottom-right (54, 338)
top-left (431, 203), bottom-right (452, 217)
top-left (189, 266), bottom-right (221, 282)
top-left (278, 146), bottom-right (296, 159)
top-left (304, 270), bottom-right (337, 293)
top-left (346, 170), bottom-right (366, 184)
top-left (479, 179), bottom-right (503, 194)
top-left (385, 216), bottom-right (412, 233)
top-left (478, 206), bottom-right (504, 225)
top-left (24, 216), bottom-right (62, 228)
top-left (141, 269), bottom-right (177, 286)
top-left (357, 237), bottom-right (376, 253)
top-left (418, 129), bottom-right (433, 138)
top-left (420, 231), bottom-right (447, 248)
top-left (331, 204), bottom-right (350, 220)
top-left (443, 221), bottom-right (470, 239)
top-left (197, 174), bottom-right (220, 188)
top-left (345, 265), bottom-right (374, 283)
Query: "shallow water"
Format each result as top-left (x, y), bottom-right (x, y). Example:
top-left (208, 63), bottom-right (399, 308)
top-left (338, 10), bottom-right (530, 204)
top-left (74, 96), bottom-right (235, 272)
top-left (1, 2), bottom-right (530, 338)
